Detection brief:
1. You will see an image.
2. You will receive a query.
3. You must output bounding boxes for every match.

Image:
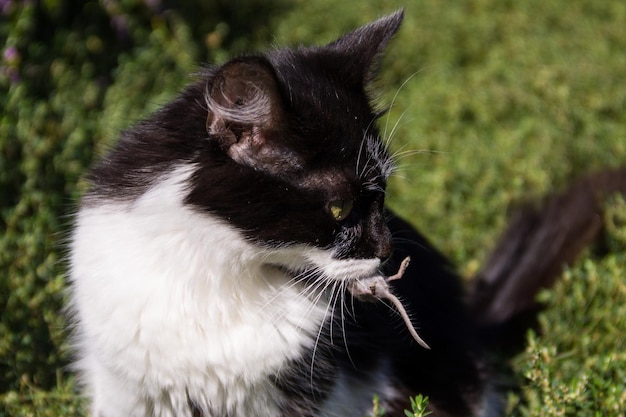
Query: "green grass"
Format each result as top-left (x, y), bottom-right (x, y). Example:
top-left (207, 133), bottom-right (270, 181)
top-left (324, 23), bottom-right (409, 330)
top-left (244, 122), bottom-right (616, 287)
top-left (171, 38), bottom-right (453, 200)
top-left (1, 0), bottom-right (625, 415)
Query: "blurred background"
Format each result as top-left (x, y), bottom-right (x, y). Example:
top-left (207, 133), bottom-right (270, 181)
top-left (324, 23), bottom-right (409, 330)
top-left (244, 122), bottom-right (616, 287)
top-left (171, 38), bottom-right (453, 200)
top-left (1, 0), bottom-right (625, 415)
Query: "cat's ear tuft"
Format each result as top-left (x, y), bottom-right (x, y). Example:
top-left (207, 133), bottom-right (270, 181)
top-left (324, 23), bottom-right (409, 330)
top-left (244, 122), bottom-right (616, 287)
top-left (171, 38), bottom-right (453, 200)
top-left (205, 57), bottom-right (284, 148)
top-left (327, 10), bottom-right (404, 84)
top-left (206, 58), bottom-right (291, 167)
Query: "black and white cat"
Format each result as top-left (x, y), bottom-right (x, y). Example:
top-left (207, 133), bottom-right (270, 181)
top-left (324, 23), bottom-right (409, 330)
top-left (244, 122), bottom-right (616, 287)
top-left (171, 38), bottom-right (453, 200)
top-left (68, 10), bottom-right (626, 417)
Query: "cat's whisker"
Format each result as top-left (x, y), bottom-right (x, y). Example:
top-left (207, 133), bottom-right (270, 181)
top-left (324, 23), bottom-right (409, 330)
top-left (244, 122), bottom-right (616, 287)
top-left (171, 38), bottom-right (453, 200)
top-left (383, 109), bottom-right (408, 153)
top-left (345, 282), bottom-right (359, 321)
top-left (390, 148), bottom-right (435, 164)
top-left (386, 141), bottom-right (412, 164)
top-left (346, 278), bottom-right (363, 316)
top-left (269, 265), bottom-right (331, 333)
top-left (258, 269), bottom-right (309, 313)
top-left (279, 274), bottom-right (328, 326)
top-left (301, 278), bottom-right (331, 324)
top-left (338, 280), bottom-right (357, 368)
top-left (359, 158), bottom-right (376, 181)
top-left (259, 267), bottom-right (324, 326)
top-left (356, 135), bottom-right (368, 179)
top-left (327, 280), bottom-right (342, 346)
top-left (296, 268), bottom-right (328, 298)
top-left (391, 149), bottom-right (448, 170)
top-left (309, 276), bottom-right (338, 391)
top-left (358, 111), bottom-right (385, 179)
top-left (389, 164), bottom-right (416, 177)
top-left (385, 128), bottom-right (407, 164)
top-left (357, 138), bottom-right (375, 180)
top-left (382, 70), bottom-right (420, 141)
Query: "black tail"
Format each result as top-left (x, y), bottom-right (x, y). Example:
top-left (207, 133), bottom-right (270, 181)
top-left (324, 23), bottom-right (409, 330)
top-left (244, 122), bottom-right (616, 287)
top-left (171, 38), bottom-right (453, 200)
top-left (467, 167), bottom-right (626, 350)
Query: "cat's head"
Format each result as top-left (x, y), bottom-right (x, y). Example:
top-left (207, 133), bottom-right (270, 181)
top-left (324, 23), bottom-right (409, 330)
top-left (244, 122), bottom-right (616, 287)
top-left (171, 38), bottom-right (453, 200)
top-left (187, 11), bottom-right (404, 281)
top-left (90, 11), bottom-right (404, 283)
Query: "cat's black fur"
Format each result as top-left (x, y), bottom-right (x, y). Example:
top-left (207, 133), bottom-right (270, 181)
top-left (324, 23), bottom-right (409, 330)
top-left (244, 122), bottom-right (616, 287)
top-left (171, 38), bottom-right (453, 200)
top-left (74, 10), bottom-right (626, 417)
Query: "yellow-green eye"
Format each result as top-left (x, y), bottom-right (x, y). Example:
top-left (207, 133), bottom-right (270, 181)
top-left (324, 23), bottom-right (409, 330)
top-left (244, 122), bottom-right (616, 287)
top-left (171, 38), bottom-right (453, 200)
top-left (328, 199), bottom-right (354, 221)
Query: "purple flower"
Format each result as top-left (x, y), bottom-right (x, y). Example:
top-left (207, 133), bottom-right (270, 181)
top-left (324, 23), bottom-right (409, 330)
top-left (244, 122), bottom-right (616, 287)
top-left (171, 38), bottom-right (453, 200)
top-left (0, 0), bottom-right (13, 16)
top-left (3, 46), bottom-right (19, 64)
top-left (144, 0), bottom-right (162, 12)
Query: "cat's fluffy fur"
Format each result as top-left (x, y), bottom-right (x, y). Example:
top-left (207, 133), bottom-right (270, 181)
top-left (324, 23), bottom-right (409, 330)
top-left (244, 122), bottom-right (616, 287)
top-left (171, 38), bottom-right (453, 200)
top-left (72, 166), bottom-right (328, 416)
top-left (68, 10), bottom-right (626, 417)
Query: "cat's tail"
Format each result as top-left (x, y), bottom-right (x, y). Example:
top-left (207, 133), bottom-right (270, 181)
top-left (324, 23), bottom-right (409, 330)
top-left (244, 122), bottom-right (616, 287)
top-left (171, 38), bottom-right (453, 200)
top-left (467, 167), bottom-right (626, 351)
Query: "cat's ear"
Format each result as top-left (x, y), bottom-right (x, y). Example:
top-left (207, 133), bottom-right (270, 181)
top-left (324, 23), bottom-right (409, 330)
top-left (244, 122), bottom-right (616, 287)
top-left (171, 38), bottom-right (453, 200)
top-left (205, 57), bottom-right (289, 169)
top-left (327, 10), bottom-right (404, 85)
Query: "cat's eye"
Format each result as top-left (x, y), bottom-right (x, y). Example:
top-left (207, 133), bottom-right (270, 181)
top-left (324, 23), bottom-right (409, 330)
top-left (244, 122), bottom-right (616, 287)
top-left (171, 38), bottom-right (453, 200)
top-left (328, 199), bottom-right (354, 222)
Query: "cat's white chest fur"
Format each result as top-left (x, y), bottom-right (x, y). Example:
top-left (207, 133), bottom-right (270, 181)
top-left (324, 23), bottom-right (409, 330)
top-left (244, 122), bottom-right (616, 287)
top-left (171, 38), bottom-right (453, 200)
top-left (69, 167), bottom-right (328, 417)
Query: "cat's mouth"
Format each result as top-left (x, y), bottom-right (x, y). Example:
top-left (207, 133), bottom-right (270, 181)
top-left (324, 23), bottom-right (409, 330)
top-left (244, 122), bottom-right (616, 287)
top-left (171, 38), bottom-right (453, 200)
top-left (267, 259), bottom-right (381, 284)
top-left (262, 247), bottom-right (382, 284)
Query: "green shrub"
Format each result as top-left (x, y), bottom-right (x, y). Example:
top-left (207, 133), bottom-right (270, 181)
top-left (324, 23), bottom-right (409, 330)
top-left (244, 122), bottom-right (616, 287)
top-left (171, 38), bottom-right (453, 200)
top-left (509, 255), bottom-right (626, 416)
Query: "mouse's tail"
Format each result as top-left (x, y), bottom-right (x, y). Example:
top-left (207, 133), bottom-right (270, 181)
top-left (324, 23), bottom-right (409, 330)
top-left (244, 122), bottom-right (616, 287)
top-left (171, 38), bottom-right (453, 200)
top-left (467, 167), bottom-right (626, 350)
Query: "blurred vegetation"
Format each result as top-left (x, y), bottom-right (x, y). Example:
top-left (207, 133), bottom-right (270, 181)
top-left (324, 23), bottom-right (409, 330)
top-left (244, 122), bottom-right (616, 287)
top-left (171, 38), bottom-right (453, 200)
top-left (1, 0), bottom-right (625, 415)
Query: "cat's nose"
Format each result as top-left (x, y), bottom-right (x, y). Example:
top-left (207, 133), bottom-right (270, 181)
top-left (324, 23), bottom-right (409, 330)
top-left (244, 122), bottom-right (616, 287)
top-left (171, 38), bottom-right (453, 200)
top-left (376, 228), bottom-right (393, 263)
top-left (377, 242), bottom-right (393, 263)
